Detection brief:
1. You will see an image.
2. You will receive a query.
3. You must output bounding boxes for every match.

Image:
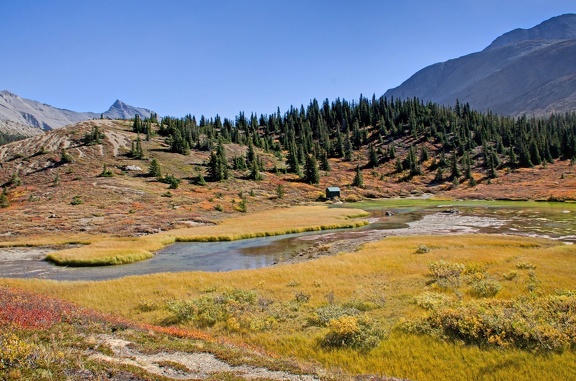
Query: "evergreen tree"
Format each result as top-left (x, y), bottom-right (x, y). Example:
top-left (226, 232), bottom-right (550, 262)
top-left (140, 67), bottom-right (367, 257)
top-left (0, 187), bottom-right (9, 208)
top-left (420, 145), bottom-right (429, 162)
top-left (249, 155), bottom-right (263, 180)
top-left (529, 139), bottom-right (542, 166)
top-left (508, 146), bottom-right (517, 167)
top-left (518, 142), bottom-right (533, 167)
top-left (60, 149), bottom-right (73, 164)
top-left (319, 149), bottom-right (330, 171)
top-left (304, 154), bottom-right (320, 184)
top-left (450, 152), bottom-right (461, 179)
top-left (163, 174), bottom-right (181, 189)
top-left (276, 184), bottom-right (285, 199)
top-left (389, 143), bottom-right (396, 159)
top-left (132, 114), bottom-right (144, 133)
top-left (196, 172), bottom-right (207, 186)
top-left (343, 130), bottom-right (353, 161)
top-left (246, 140), bottom-right (257, 166)
top-left (395, 157), bottom-right (403, 173)
top-left (208, 139), bottom-right (229, 181)
top-left (462, 151), bottom-right (472, 179)
top-left (352, 165), bottom-right (364, 187)
top-left (83, 125), bottom-right (103, 145)
top-left (131, 135), bottom-right (144, 159)
top-left (435, 167), bottom-right (444, 182)
top-left (148, 158), bottom-right (162, 178)
top-left (368, 144), bottom-right (379, 167)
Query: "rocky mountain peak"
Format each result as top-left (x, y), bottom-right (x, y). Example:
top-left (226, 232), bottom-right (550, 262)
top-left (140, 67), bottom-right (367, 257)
top-left (0, 92), bottom-right (156, 134)
top-left (487, 13), bottom-right (576, 50)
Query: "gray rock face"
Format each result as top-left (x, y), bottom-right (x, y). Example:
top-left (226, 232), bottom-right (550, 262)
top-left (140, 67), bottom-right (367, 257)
top-left (103, 99), bottom-right (155, 120)
top-left (0, 91), bottom-right (155, 135)
top-left (384, 14), bottom-right (576, 117)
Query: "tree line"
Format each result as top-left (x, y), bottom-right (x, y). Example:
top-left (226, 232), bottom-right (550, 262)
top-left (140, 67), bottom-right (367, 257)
top-left (153, 95), bottom-right (576, 184)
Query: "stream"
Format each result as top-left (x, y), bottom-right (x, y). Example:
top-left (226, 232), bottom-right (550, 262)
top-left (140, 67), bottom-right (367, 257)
top-left (1, 201), bottom-right (575, 281)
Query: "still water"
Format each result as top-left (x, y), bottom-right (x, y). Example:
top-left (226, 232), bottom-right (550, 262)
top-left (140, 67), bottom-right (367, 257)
top-left (1, 201), bottom-right (575, 281)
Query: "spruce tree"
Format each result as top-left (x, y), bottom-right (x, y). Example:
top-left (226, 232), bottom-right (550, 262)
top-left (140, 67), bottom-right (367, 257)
top-left (131, 135), bottom-right (144, 159)
top-left (319, 149), bottom-right (330, 171)
top-left (343, 132), bottom-right (353, 161)
top-left (208, 139), bottom-right (229, 181)
top-left (249, 155), bottom-right (263, 180)
top-left (304, 154), bottom-right (320, 184)
top-left (0, 187), bottom-right (9, 208)
top-left (450, 152), bottom-right (461, 179)
top-left (352, 165), bottom-right (364, 187)
top-left (368, 144), bottom-right (379, 167)
top-left (148, 158), bottom-right (162, 178)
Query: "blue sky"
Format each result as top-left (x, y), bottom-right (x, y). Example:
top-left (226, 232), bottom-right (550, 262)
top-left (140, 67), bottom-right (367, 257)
top-left (1, 0), bottom-right (575, 119)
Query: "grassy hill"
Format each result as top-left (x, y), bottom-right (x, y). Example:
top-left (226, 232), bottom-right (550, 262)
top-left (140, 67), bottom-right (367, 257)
top-left (1, 116), bottom-right (575, 238)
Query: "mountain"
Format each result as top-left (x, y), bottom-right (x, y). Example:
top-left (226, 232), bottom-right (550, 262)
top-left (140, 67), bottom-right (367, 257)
top-left (384, 14), bottom-right (576, 117)
top-left (0, 90), bottom-right (155, 134)
top-left (102, 99), bottom-right (155, 120)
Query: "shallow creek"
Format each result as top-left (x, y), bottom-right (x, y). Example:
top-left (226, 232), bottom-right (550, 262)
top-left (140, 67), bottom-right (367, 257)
top-left (1, 201), bottom-right (575, 281)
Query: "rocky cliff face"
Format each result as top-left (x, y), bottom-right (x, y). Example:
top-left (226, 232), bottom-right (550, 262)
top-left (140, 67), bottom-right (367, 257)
top-left (0, 91), bottom-right (155, 134)
top-left (384, 14), bottom-right (576, 117)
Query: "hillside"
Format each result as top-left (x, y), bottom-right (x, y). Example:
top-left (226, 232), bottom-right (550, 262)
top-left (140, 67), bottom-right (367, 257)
top-left (0, 90), bottom-right (155, 134)
top-left (1, 106), bottom-right (575, 238)
top-left (384, 14), bottom-right (576, 116)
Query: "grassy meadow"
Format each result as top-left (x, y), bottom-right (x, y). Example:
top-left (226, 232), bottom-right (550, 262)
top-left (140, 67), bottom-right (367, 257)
top-left (4, 233), bottom-right (576, 380)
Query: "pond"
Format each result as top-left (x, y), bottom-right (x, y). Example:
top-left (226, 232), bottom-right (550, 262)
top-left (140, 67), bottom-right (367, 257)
top-left (1, 200), bottom-right (575, 281)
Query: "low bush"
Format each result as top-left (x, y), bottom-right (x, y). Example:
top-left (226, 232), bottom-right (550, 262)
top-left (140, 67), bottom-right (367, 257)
top-left (427, 260), bottom-right (465, 290)
top-left (0, 333), bottom-right (34, 371)
top-left (308, 304), bottom-right (360, 327)
top-left (469, 278), bottom-right (501, 298)
top-left (502, 270), bottom-right (518, 280)
top-left (516, 261), bottom-right (537, 270)
top-left (166, 288), bottom-right (275, 331)
top-left (345, 194), bottom-right (360, 203)
top-left (415, 244), bottom-right (430, 254)
top-left (403, 293), bottom-right (576, 352)
top-left (415, 292), bottom-right (453, 310)
top-left (321, 316), bottom-right (384, 351)
top-left (463, 262), bottom-right (487, 275)
top-left (70, 195), bottom-right (83, 205)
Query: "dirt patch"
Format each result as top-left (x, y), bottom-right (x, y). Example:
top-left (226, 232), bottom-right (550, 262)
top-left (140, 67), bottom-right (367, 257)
top-left (104, 131), bottom-right (131, 157)
top-left (0, 246), bottom-right (59, 261)
top-left (89, 334), bottom-right (319, 380)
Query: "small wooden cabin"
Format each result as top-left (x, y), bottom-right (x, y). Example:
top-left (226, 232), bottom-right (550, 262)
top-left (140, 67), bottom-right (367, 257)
top-left (325, 187), bottom-right (341, 199)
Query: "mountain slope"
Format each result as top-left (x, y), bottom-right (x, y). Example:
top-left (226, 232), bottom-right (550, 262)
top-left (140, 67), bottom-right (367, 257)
top-left (384, 14), bottom-right (576, 116)
top-left (0, 91), bottom-right (155, 134)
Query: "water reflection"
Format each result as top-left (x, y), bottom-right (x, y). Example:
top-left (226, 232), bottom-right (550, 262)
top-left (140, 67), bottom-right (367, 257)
top-left (0, 232), bottom-right (322, 281)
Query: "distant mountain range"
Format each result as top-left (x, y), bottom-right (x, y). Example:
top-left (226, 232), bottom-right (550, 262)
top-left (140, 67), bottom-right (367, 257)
top-left (0, 90), bottom-right (154, 135)
top-left (384, 14), bottom-right (576, 117)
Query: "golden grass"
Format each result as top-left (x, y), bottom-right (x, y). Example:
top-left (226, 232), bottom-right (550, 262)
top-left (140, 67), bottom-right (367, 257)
top-left (164, 205), bottom-right (369, 242)
top-left (0, 233), bottom-right (97, 247)
top-left (4, 234), bottom-right (576, 380)
top-left (35, 206), bottom-right (368, 266)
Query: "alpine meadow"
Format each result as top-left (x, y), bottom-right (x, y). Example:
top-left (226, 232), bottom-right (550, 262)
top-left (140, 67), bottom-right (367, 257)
top-left (2, 6), bottom-right (576, 381)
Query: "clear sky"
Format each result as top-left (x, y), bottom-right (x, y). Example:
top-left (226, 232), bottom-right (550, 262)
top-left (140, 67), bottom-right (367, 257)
top-left (1, 0), bottom-right (575, 119)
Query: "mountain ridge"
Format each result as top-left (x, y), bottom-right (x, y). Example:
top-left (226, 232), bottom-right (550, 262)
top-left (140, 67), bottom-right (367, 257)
top-left (0, 90), bottom-right (155, 134)
top-left (384, 13), bottom-right (576, 116)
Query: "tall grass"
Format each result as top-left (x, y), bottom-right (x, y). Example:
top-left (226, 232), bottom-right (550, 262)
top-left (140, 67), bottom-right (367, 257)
top-left (4, 234), bottom-right (576, 379)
